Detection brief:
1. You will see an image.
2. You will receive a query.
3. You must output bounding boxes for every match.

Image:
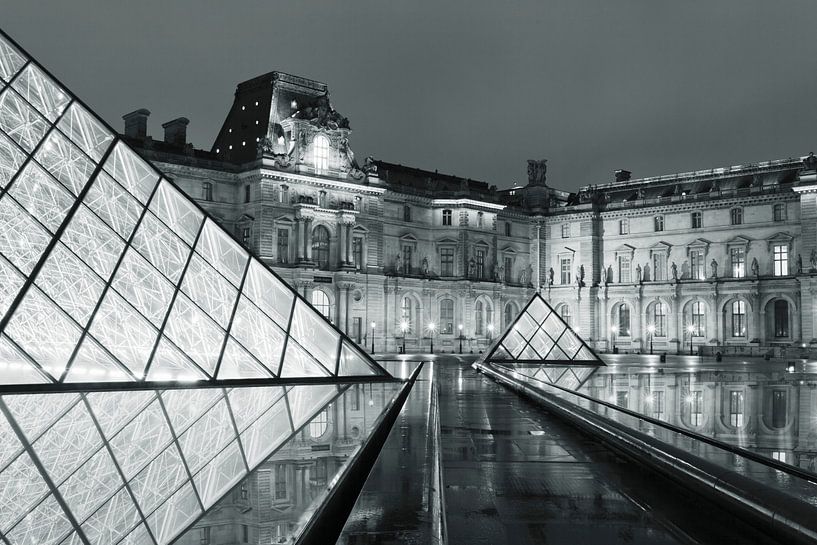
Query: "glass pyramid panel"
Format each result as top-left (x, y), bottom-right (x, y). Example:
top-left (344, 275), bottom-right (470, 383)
top-left (481, 293), bottom-right (604, 391)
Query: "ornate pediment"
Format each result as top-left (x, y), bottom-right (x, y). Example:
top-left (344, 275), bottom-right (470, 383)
top-left (767, 232), bottom-right (794, 250)
top-left (614, 244), bottom-right (635, 255)
top-left (649, 241), bottom-right (672, 256)
top-left (725, 235), bottom-right (751, 247)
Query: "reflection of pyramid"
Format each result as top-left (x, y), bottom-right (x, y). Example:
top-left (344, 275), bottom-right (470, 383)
top-left (480, 293), bottom-right (604, 390)
top-left (0, 29), bottom-right (398, 545)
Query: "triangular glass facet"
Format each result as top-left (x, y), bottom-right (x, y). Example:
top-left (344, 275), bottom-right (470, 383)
top-left (338, 341), bottom-right (380, 376)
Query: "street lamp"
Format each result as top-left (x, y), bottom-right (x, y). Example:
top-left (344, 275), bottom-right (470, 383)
top-left (610, 325), bottom-right (617, 353)
top-left (370, 321), bottom-right (376, 354)
top-left (428, 322), bottom-right (436, 353)
top-left (686, 325), bottom-right (695, 355)
top-left (458, 323), bottom-right (464, 354)
top-left (487, 323), bottom-right (494, 342)
top-left (647, 324), bottom-right (655, 355)
top-left (400, 320), bottom-right (408, 353)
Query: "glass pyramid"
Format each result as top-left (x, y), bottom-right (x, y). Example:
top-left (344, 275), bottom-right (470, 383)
top-left (479, 293), bottom-right (604, 390)
top-left (0, 28), bottom-right (400, 545)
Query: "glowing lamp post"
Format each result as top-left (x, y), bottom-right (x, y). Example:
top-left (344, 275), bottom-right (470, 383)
top-left (647, 324), bottom-right (655, 355)
top-left (370, 321), bottom-right (376, 354)
top-left (487, 323), bottom-right (495, 342)
top-left (428, 322), bottom-right (436, 353)
top-left (400, 320), bottom-right (408, 353)
top-left (458, 323), bottom-right (464, 354)
top-left (610, 325), bottom-right (617, 353)
top-left (686, 325), bottom-right (695, 355)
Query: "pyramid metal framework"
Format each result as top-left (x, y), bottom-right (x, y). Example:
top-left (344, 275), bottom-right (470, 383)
top-left (0, 29), bottom-right (398, 545)
top-left (481, 293), bottom-right (604, 390)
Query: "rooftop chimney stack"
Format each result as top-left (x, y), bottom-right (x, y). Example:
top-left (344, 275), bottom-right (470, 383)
top-left (122, 109), bottom-right (150, 139)
top-left (162, 117), bottom-right (190, 146)
top-left (615, 169), bottom-right (632, 182)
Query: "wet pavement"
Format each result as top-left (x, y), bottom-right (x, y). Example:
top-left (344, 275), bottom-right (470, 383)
top-left (340, 355), bottom-right (786, 544)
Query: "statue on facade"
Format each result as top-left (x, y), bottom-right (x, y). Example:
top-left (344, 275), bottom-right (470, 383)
top-left (671, 261), bottom-right (678, 281)
top-left (548, 267), bottom-right (554, 285)
top-left (635, 263), bottom-right (642, 284)
top-left (520, 267), bottom-right (528, 285)
top-left (527, 159), bottom-right (547, 186)
top-left (362, 156), bottom-right (378, 175)
top-left (468, 258), bottom-right (476, 278)
top-left (422, 256), bottom-right (430, 277)
top-left (797, 253), bottom-right (803, 274)
top-left (803, 152), bottom-right (817, 171)
top-left (751, 257), bottom-right (760, 277)
top-left (578, 264), bottom-right (586, 287)
top-left (710, 259), bottom-right (718, 279)
top-left (605, 264), bottom-right (613, 285)
top-left (526, 264), bottom-right (534, 286)
top-left (395, 253), bottom-right (402, 275)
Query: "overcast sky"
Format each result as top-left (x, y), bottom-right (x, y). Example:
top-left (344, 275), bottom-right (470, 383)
top-left (4, 1), bottom-right (816, 192)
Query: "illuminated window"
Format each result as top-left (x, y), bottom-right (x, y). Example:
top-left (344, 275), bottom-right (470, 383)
top-left (280, 184), bottom-right (289, 203)
top-left (441, 248), bottom-right (454, 276)
top-left (730, 247), bottom-right (745, 278)
top-left (691, 211), bottom-right (702, 229)
top-left (729, 390), bottom-right (744, 427)
top-left (731, 300), bottom-right (746, 337)
top-left (654, 215), bottom-right (664, 232)
top-left (309, 409), bottom-right (328, 437)
top-left (402, 296), bottom-right (417, 334)
top-left (619, 218), bottom-right (629, 235)
top-left (653, 302), bottom-right (666, 337)
top-left (691, 301), bottom-right (705, 337)
top-left (439, 299), bottom-right (454, 334)
top-left (653, 253), bottom-right (666, 281)
top-left (312, 225), bottom-right (330, 268)
top-left (202, 181), bottom-right (213, 201)
top-left (730, 207), bottom-right (742, 225)
top-left (772, 451), bottom-right (788, 463)
top-left (617, 305), bottom-right (630, 336)
top-left (773, 203), bottom-right (786, 222)
top-left (690, 248), bottom-right (705, 280)
top-left (560, 257), bottom-right (572, 284)
top-left (559, 305), bottom-right (571, 327)
top-left (773, 244), bottom-right (788, 276)
top-left (618, 255), bottom-right (630, 283)
top-left (313, 134), bottom-right (329, 172)
top-left (442, 209), bottom-right (452, 226)
top-left (311, 289), bottom-right (331, 319)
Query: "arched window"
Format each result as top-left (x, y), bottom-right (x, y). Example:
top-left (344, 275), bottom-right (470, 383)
top-left (401, 296), bottom-right (418, 335)
top-left (486, 305), bottom-right (493, 334)
top-left (617, 305), bottom-right (630, 336)
top-left (691, 301), bottom-right (705, 337)
top-left (475, 300), bottom-right (494, 337)
top-left (475, 301), bottom-right (484, 335)
top-left (559, 304), bottom-right (571, 327)
top-left (653, 302), bottom-right (667, 337)
top-left (504, 303), bottom-right (517, 329)
top-left (311, 289), bottom-right (331, 319)
top-left (313, 134), bottom-right (330, 172)
top-left (312, 225), bottom-right (330, 268)
top-left (731, 300), bottom-right (746, 337)
top-left (439, 299), bottom-right (454, 334)
top-left (309, 409), bottom-right (328, 438)
top-left (774, 300), bottom-right (789, 337)
top-left (403, 205), bottom-right (411, 222)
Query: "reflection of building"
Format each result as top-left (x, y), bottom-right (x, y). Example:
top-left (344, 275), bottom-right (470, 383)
top-left (177, 383), bottom-right (399, 544)
top-left (583, 370), bottom-right (817, 470)
top-left (124, 70), bottom-right (817, 353)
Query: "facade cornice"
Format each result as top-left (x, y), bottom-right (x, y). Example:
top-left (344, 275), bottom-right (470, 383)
top-left (256, 168), bottom-right (386, 195)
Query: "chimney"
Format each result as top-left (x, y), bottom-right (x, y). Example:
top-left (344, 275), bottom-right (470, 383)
top-left (615, 169), bottom-right (631, 182)
top-left (162, 117), bottom-right (190, 146)
top-left (122, 109), bottom-right (150, 139)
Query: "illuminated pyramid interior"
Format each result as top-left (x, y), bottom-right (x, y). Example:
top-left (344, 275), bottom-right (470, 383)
top-left (0, 29), bottom-right (397, 545)
top-left (480, 293), bottom-right (604, 390)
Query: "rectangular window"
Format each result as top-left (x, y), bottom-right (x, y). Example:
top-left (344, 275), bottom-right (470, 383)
top-left (561, 223), bottom-right (570, 238)
top-left (240, 482), bottom-right (248, 500)
top-left (691, 211), bottom-right (702, 229)
top-left (730, 208), bottom-right (742, 225)
top-left (772, 390), bottom-right (787, 428)
top-left (653, 391), bottom-right (665, 420)
top-left (277, 229), bottom-right (289, 264)
top-left (504, 256), bottom-right (513, 283)
top-left (244, 184), bottom-right (251, 203)
top-left (475, 249), bottom-right (485, 279)
top-left (691, 301), bottom-right (705, 337)
top-left (729, 391), bottom-right (744, 427)
top-left (690, 391), bottom-right (703, 426)
top-left (401, 245), bottom-right (412, 274)
top-left (653, 253), bottom-right (666, 281)
top-left (619, 218), bottom-right (629, 235)
top-left (618, 305), bottom-right (630, 336)
top-left (275, 464), bottom-right (287, 500)
top-left (202, 182), bottom-right (213, 202)
top-left (731, 300), bottom-right (746, 337)
top-left (441, 248), bottom-right (454, 276)
top-left (504, 221), bottom-right (511, 236)
top-left (242, 525), bottom-right (249, 543)
top-left (200, 527), bottom-right (211, 545)
top-left (560, 257), bottom-right (572, 284)
top-left (771, 451), bottom-right (788, 463)
top-left (241, 227), bottom-right (250, 247)
top-left (442, 209), bottom-right (452, 226)
top-left (773, 244), bottom-right (788, 276)
top-left (440, 300), bottom-right (454, 334)
top-left (403, 205), bottom-right (411, 222)
top-left (773, 203), bottom-right (786, 222)
top-left (654, 216), bottom-right (664, 232)
top-left (730, 247), bottom-right (745, 278)
top-left (774, 300), bottom-right (789, 337)
top-left (653, 303), bottom-right (667, 336)
top-left (352, 238), bottom-right (363, 269)
top-left (351, 384), bottom-right (360, 411)
top-left (618, 255), bottom-right (631, 283)
top-left (280, 185), bottom-right (289, 203)
top-left (690, 248), bottom-right (705, 280)
top-left (352, 317), bottom-right (362, 343)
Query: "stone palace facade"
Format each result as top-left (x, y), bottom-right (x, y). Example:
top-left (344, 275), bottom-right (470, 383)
top-left (122, 71), bottom-right (817, 355)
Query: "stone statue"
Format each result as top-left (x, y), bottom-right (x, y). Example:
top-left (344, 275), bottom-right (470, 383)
top-left (520, 267), bottom-right (528, 285)
top-left (710, 259), bottom-right (718, 279)
top-left (605, 264), bottom-right (613, 285)
top-left (494, 261), bottom-right (502, 282)
top-left (579, 264), bottom-right (586, 286)
top-left (363, 156), bottom-right (378, 174)
top-left (797, 253), bottom-right (803, 274)
top-left (468, 258), bottom-right (476, 278)
top-left (671, 262), bottom-right (678, 281)
top-left (811, 249), bottom-right (817, 272)
top-left (635, 263), bottom-right (642, 284)
top-left (395, 253), bottom-right (402, 275)
top-left (526, 264), bottom-right (534, 286)
top-left (339, 136), bottom-right (358, 170)
top-left (548, 267), bottom-right (554, 285)
top-left (751, 257), bottom-right (760, 277)
top-left (803, 152), bottom-right (817, 171)
top-left (422, 256), bottom-right (430, 276)
top-left (527, 159), bottom-right (547, 186)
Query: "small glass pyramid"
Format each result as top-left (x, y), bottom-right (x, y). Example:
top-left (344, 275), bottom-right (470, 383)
top-left (479, 292), bottom-right (604, 390)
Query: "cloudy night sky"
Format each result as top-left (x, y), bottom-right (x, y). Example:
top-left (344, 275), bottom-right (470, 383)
top-left (4, 0), bottom-right (816, 192)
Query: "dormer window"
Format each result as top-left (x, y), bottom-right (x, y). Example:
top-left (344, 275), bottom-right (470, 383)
top-left (313, 134), bottom-right (329, 172)
top-left (730, 207), bottom-right (743, 225)
top-left (691, 211), bottom-right (703, 229)
top-left (442, 209), bottom-right (452, 226)
top-left (619, 219), bottom-right (629, 235)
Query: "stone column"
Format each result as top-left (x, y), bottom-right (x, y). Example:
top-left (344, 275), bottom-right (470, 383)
top-left (752, 290), bottom-right (762, 342)
top-left (633, 295), bottom-right (642, 351)
top-left (338, 222), bottom-right (347, 265)
top-left (304, 218), bottom-right (313, 261)
top-left (346, 224), bottom-right (353, 264)
top-left (758, 310), bottom-right (766, 345)
top-left (712, 295), bottom-right (720, 344)
top-left (296, 219), bottom-right (305, 261)
top-left (337, 284), bottom-right (348, 333)
top-left (599, 292), bottom-right (608, 350)
top-left (793, 303), bottom-right (802, 342)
